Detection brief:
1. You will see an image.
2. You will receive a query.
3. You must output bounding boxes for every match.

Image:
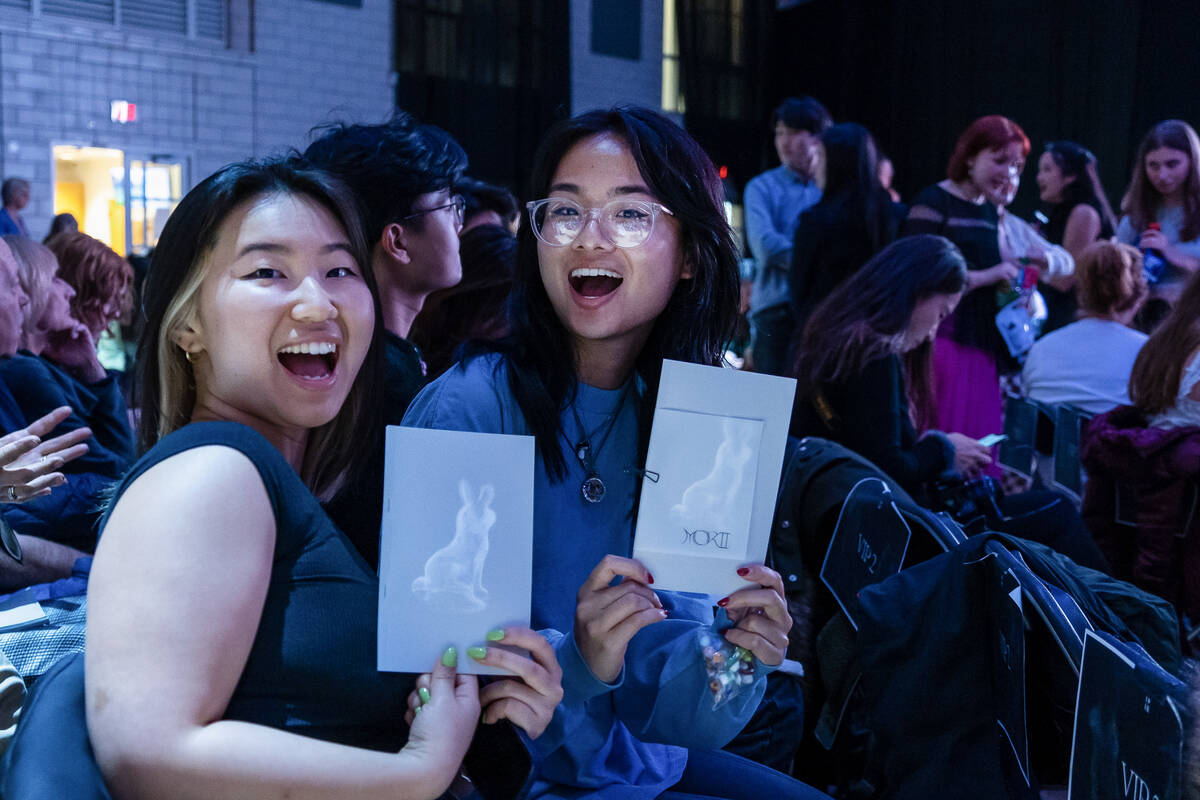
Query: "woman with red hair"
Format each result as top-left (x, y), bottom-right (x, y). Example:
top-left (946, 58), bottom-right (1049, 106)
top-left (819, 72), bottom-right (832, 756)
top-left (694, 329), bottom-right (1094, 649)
top-left (44, 232), bottom-right (132, 340)
top-left (901, 115), bottom-right (1030, 445)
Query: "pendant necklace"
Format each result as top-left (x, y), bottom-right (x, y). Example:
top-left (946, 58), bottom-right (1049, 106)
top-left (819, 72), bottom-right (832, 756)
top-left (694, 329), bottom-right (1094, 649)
top-left (565, 382), bottom-right (633, 504)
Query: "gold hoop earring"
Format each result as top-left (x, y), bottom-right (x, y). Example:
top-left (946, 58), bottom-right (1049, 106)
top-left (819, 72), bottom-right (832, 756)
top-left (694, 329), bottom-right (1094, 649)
top-left (185, 350), bottom-right (199, 364)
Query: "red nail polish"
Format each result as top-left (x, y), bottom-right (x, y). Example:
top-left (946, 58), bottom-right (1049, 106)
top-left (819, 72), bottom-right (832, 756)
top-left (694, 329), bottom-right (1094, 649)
top-left (646, 572), bottom-right (654, 584)
top-left (717, 596), bottom-right (730, 607)
top-left (737, 567), bottom-right (750, 577)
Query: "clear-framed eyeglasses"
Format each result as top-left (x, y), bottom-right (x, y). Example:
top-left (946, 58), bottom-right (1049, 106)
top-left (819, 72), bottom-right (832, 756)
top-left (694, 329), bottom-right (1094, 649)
top-left (525, 197), bottom-right (674, 249)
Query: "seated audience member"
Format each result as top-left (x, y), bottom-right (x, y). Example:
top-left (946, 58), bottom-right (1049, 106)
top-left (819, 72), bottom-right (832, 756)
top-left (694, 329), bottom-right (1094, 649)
top-left (43, 212), bottom-right (78, 244)
top-left (1117, 120), bottom-right (1200, 310)
top-left (1082, 270), bottom-right (1200, 618)
top-left (1, 158), bottom-right (561, 798)
top-left (1128, 269), bottom-right (1200, 429)
top-left (4, 235), bottom-right (119, 550)
top-left (788, 122), bottom-right (905, 334)
top-left (1036, 141), bottom-right (1119, 332)
top-left (792, 235), bottom-right (1107, 571)
top-left (1022, 242), bottom-right (1148, 415)
top-left (0, 234), bottom-right (134, 478)
top-left (0, 237), bottom-right (95, 588)
top-left (45, 231), bottom-right (132, 343)
top-left (302, 113), bottom-right (468, 565)
top-left (405, 106), bottom-right (826, 798)
top-left (458, 176), bottom-right (519, 233)
top-left (410, 222), bottom-right (516, 380)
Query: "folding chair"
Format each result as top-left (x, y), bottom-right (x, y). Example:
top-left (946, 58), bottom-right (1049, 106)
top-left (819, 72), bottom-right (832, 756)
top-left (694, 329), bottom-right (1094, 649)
top-left (1051, 404), bottom-right (1092, 501)
top-left (1000, 394), bottom-right (1056, 480)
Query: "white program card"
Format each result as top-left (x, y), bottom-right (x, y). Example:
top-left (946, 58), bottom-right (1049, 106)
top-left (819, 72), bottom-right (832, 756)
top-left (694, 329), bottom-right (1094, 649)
top-left (632, 360), bottom-right (795, 600)
top-left (378, 426), bottom-right (535, 676)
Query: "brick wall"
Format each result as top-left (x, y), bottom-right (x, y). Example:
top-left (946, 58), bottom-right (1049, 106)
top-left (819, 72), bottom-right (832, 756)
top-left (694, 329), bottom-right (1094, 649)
top-left (0, 0), bottom-right (392, 236)
top-left (252, 0), bottom-right (393, 158)
top-left (570, 0), bottom-right (664, 115)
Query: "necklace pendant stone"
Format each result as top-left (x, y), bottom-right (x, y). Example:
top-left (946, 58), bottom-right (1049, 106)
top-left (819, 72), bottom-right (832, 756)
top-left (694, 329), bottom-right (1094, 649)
top-left (581, 475), bottom-right (606, 503)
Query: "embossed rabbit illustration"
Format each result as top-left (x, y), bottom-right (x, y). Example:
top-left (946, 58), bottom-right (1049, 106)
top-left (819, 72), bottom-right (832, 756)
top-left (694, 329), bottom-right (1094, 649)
top-left (412, 479), bottom-right (496, 613)
top-left (671, 418), bottom-right (755, 532)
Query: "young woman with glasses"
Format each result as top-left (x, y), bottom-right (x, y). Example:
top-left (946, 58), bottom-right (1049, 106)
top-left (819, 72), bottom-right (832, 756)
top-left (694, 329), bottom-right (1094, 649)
top-left (404, 107), bottom-right (826, 799)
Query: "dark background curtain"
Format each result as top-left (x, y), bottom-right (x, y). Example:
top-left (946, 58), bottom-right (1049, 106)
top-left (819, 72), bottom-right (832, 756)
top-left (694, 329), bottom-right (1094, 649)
top-left (679, 0), bottom-right (1200, 219)
top-left (676, 0), bottom-right (773, 202)
top-left (393, 0), bottom-right (570, 195)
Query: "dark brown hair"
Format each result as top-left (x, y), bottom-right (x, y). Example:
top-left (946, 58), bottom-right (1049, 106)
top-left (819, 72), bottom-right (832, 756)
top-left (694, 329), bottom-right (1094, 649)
top-left (499, 106), bottom-right (741, 478)
top-left (794, 235), bottom-right (968, 430)
top-left (138, 158), bottom-right (383, 499)
top-left (1129, 269), bottom-right (1200, 415)
top-left (1121, 120), bottom-right (1200, 242)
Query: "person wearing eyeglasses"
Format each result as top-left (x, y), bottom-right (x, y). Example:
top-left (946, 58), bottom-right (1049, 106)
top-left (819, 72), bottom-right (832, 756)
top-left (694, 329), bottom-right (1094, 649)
top-left (301, 113), bottom-right (468, 567)
top-left (405, 107), bottom-right (825, 799)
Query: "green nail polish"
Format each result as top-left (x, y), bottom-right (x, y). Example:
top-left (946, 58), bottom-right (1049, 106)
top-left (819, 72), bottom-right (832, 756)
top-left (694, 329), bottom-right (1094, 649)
top-left (418, 686), bottom-right (430, 704)
top-left (467, 646), bottom-right (487, 660)
top-left (441, 647), bottom-right (458, 667)
top-left (486, 629), bottom-right (505, 642)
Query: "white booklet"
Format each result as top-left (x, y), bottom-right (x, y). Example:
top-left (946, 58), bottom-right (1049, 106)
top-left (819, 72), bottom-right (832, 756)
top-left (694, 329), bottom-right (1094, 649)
top-left (632, 360), bottom-right (795, 600)
top-left (378, 426), bottom-right (535, 676)
top-left (0, 588), bottom-right (48, 633)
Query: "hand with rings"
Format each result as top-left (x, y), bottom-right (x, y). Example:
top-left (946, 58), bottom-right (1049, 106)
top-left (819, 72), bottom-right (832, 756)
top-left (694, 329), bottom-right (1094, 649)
top-left (1, 406), bottom-right (92, 504)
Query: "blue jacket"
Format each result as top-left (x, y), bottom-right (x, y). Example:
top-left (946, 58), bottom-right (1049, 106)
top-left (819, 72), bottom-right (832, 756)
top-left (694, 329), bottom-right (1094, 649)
top-left (0, 352), bottom-right (134, 478)
top-left (403, 353), bottom-right (770, 799)
top-left (0, 357), bottom-right (121, 551)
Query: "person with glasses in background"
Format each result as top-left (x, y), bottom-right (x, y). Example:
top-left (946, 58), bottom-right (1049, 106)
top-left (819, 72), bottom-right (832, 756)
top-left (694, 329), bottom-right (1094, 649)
top-left (405, 106), bottom-right (826, 799)
top-left (301, 113), bottom-right (468, 568)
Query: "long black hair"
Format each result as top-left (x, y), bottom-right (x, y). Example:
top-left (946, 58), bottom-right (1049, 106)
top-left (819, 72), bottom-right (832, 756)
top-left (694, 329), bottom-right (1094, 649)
top-left (819, 122), bottom-right (893, 254)
top-left (136, 158), bottom-right (384, 498)
top-left (489, 106), bottom-right (740, 478)
top-left (1040, 141), bottom-right (1117, 243)
top-left (795, 235), bottom-right (968, 429)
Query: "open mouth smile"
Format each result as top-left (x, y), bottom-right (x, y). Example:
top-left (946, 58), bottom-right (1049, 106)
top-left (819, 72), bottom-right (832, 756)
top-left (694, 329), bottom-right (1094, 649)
top-left (277, 341), bottom-right (338, 381)
top-left (569, 267), bottom-right (624, 298)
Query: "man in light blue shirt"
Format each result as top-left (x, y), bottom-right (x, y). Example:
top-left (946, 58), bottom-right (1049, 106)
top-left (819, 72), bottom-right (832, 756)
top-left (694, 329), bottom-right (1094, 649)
top-left (744, 97), bottom-right (829, 375)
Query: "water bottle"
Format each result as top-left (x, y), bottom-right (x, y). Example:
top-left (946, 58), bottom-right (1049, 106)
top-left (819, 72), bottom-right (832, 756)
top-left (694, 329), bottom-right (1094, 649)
top-left (1142, 222), bottom-right (1167, 284)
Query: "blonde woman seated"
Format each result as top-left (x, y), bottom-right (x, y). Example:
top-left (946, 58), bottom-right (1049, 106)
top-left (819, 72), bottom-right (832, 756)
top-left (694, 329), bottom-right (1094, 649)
top-left (1022, 241), bottom-right (1149, 415)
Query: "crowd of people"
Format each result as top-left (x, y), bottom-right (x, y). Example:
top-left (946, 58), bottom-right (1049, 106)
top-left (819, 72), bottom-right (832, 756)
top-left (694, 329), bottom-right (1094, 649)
top-left (0, 94), bottom-right (1195, 798)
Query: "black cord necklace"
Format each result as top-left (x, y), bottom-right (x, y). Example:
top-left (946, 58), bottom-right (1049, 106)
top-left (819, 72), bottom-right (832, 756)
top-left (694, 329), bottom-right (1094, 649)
top-left (563, 382), bottom-right (634, 503)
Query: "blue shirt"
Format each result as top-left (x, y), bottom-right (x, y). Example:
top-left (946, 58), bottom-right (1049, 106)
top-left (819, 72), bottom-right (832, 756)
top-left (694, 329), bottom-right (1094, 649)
top-left (403, 353), bottom-right (769, 799)
top-left (0, 209), bottom-right (25, 237)
top-left (744, 165), bottom-right (821, 314)
top-left (1116, 206), bottom-right (1200, 291)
